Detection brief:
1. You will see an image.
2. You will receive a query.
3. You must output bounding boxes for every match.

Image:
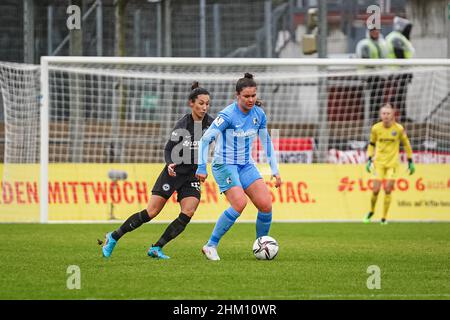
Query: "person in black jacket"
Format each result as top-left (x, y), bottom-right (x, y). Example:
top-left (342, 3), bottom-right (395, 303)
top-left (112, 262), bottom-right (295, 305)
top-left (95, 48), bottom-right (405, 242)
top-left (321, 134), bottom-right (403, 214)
top-left (99, 82), bottom-right (214, 259)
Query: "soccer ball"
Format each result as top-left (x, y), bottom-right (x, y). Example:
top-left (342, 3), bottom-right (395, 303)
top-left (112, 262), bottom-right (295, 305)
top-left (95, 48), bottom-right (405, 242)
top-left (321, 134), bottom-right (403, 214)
top-left (252, 236), bottom-right (279, 260)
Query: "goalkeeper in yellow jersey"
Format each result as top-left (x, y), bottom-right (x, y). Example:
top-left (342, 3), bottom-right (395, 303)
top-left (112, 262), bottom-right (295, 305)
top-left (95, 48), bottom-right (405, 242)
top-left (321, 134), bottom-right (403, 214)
top-left (364, 103), bottom-right (415, 224)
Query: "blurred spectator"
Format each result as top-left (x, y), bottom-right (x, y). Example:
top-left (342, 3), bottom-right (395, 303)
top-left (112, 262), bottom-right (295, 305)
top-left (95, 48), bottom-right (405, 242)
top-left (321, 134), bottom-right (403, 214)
top-left (385, 16), bottom-right (415, 122)
top-left (355, 25), bottom-right (388, 124)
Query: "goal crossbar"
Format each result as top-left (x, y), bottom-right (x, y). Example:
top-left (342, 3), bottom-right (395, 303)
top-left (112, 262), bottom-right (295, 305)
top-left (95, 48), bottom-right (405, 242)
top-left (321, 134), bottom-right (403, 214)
top-left (41, 56), bottom-right (450, 67)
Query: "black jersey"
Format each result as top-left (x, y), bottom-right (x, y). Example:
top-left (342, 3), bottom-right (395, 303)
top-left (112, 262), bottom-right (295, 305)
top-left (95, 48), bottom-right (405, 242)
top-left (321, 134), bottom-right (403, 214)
top-left (164, 113), bottom-right (214, 175)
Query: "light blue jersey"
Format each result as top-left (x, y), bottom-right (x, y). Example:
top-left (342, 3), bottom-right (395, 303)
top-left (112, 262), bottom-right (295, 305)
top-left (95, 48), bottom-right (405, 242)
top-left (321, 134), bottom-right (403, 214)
top-left (196, 101), bottom-right (279, 176)
top-left (197, 101), bottom-right (276, 248)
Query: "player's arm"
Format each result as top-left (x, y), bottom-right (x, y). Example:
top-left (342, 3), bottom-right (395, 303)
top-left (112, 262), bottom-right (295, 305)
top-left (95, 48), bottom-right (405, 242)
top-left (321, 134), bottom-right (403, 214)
top-left (196, 114), bottom-right (230, 181)
top-left (400, 128), bottom-right (415, 175)
top-left (258, 113), bottom-right (281, 188)
top-left (366, 127), bottom-right (376, 173)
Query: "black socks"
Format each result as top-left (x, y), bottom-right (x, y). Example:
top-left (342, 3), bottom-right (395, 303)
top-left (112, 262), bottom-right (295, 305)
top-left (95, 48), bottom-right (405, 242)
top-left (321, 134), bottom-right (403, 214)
top-left (154, 213), bottom-right (191, 248)
top-left (110, 211), bottom-right (191, 248)
top-left (111, 209), bottom-right (151, 241)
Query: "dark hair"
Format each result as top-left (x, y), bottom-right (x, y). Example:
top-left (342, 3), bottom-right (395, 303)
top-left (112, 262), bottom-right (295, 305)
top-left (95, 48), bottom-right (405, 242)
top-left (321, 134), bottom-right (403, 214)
top-left (235, 73), bottom-right (263, 106)
top-left (189, 81), bottom-right (210, 102)
top-left (235, 72), bottom-right (257, 94)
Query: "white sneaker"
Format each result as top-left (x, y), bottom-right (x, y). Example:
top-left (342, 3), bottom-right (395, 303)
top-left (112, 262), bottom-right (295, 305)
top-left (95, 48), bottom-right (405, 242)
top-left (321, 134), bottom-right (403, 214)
top-left (202, 245), bottom-right (220, 261)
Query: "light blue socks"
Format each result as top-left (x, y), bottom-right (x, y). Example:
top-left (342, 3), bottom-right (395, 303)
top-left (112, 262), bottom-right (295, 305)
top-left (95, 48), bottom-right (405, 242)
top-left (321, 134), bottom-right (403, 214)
top-left (207, 207), bottom-right (240, 247)
top-left (256, 211), bottom-right (272, 238)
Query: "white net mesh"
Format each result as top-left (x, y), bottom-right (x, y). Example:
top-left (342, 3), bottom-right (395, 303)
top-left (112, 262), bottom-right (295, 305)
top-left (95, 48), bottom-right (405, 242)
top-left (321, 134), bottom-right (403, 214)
top-left (0, 63), bottom-right (41, 222)
top-left (1, 59), bottom-right (449, 165)
top-left (0, 62), bottom-right (40, 163)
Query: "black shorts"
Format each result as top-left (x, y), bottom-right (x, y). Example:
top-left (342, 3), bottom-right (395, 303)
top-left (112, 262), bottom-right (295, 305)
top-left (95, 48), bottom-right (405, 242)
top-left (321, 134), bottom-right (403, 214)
top-left (151, 168), bottom-right (201, 202)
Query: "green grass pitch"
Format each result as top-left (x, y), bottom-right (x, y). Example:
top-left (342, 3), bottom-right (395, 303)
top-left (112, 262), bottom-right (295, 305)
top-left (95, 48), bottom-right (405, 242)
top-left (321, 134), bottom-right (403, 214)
top-left (1, 222), bottom-right (449, 300)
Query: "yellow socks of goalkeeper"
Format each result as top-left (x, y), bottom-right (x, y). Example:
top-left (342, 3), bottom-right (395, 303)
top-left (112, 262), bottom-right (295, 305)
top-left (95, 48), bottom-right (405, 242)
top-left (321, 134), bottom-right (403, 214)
top-left (383, 194), bottom-right (392, 220)
top-left (370, 193), bottom-right (379, 213)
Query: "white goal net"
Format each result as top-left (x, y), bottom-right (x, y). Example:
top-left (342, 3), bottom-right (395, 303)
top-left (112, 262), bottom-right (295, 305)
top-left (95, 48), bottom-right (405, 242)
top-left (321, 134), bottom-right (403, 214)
top-left (0, 63), bottom-right (40, 164)
top-left (0, 57), bottom-right (449, 222)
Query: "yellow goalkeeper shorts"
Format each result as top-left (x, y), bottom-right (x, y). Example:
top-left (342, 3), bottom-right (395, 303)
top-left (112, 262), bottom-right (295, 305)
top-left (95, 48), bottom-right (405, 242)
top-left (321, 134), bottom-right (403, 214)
top-left (373, 163), bottom-right (399, 180)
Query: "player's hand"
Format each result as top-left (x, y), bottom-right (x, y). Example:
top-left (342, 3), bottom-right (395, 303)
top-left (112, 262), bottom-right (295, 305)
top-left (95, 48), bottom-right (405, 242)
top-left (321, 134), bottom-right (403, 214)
top-left (272, 174), bottom-right (282, 188)
top-left (196, 173), bottom-right (208, 183)
top-left (408, 159), bottom-right (415, 175)
top-left (366, 158), bottom-right (372, 173)
top-left (167, 163), bottom-right (177, 177)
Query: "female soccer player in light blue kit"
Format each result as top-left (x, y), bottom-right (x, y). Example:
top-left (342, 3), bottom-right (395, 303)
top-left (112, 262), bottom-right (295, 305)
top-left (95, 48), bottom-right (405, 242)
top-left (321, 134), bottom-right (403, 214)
top-left (196, 73), bottom-right (282, 261)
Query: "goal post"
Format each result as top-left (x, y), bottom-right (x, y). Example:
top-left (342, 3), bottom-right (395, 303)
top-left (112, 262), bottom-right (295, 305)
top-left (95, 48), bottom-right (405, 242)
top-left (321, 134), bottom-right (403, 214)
top-left (40, 58), bottom-right (49, 223)
top-left (1, 57), bottom-right (449, 222)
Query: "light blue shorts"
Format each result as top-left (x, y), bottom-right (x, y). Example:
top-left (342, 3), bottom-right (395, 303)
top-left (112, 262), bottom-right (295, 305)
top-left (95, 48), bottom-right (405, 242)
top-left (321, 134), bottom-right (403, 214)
top-left (211, 162), bottom-right (262, 193)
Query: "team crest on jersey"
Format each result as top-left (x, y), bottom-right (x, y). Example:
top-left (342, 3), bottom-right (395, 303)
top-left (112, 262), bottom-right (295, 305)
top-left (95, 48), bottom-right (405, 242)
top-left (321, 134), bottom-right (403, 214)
top-left (391, 130), bottom-right (397, 136)
top-left (162, 183), bottom-right (170, 191)
top-left (253, 117), bottom-right (258, 125)
top-left (191, 182), bottom-right (201, 191)
top-left (226, 177), bottom-right (232, 185)
top-left (214, 116), bottom-right (224, 126)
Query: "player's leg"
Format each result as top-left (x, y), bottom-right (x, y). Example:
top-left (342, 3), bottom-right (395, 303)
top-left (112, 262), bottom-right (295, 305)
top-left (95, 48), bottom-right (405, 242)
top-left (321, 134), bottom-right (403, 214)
top-left (203, 186), bottom-right (246, 261)
top-left (245, 179), bottom-right (273, 238)
top-left (381, 167), bottom-right (397, 224)
top-left (110, 168), bottom-right (176, 241)
top-left (240, 164), bottom-right (272, 238)
top-left (152, 198), bottom-right (198, 248)
top-left (100, 195), bottom-right (166, 257)
top-left (365, 163), bottom-right (384, 223)
top-left (203, 164), bottom-right (244, 260)
top-left (366, 180), bottom-right (381, 222)
top-left (381, 181), bottom-right (394, 224)
top-left (112, 196), bottom-right (166, 240)
top-left (99, 168), bottom-right (174, 257)
top-left (149, 179), bottom-right (201, 259)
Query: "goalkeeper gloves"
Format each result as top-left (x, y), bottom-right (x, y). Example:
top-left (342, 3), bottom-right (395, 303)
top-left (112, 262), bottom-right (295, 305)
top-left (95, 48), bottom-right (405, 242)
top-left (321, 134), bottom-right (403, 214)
top-left (408, 159), bottom-right (415, 175)
top-left (366, 157), bottom-right (372, 173)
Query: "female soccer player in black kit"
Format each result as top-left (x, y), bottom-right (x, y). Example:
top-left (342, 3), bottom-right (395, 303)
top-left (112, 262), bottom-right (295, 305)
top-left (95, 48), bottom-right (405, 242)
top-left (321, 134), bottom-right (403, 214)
top-left (99, 82), bottom-right (214, 259)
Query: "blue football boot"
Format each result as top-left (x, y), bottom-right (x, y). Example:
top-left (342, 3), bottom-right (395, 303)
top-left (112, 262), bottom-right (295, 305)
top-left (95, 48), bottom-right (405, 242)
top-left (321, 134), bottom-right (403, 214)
top-left (99, 232), bottom-right (117, 258)
top-left (148, 245), bottom-right (170, 259)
